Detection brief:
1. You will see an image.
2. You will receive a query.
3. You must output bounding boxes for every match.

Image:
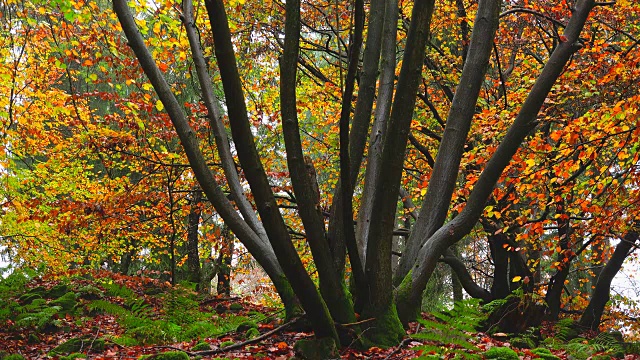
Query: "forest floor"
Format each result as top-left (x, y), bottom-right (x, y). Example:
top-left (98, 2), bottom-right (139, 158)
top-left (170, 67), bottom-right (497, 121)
top-left (1, 269), bottom-right (639, 359)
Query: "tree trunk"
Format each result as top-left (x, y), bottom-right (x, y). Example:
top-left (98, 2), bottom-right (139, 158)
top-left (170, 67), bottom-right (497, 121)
top-left (186, 189), bottom-right (203, 284)
top-left (216, 226), bottom-right (234, 297)
top-left (579, 231), bottom-right (638, 331)
top-left (362, 0), bottom-right (435, 345)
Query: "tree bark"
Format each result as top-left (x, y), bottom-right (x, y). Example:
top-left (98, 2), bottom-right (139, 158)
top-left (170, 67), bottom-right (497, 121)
top-left (327, 0), bottom-right (389, 276)
top-left (579, 231), bottom-right (638, 331)
top-left (186, 189), bottom-right (203, 284)
top-left (181, 0), bottom-right (268, 244)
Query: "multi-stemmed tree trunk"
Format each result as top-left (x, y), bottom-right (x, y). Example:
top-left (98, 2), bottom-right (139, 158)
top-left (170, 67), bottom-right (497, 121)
top-left (113, 0), bottom-right (599, 347)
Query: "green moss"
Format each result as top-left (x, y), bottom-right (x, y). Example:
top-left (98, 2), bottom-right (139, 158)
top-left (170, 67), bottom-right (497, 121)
top-left (394, 271), bottom-right (420, 325)
top-left (60, 353), bottom-right (87, 360)
top-left (229, 303), bottom-right (243, 311)
top-left (49, 337), bottom-right (105, 355)
top-left (220, 340), bottom-right (235, 348)
top-left (235, 320), bottom-right (257, 332)
top-left (3, 355), bottom-right (26, 360)
top-left (530, 348), bottom-right (560, 359)
top-left (138, 351), bottom-right (189, 360)
top-left (192, 341), bottom-right (212, 351)
top-left (511, 337), bottom-right (536, 349)
top-left (484, 346), bottom-right (519, 360)
top-left (363, 304), bottom-right (405, 347)
top-left (28, 333), bottom-right (40, 344)
top-left (244, 327), bottom-right (260, 339)
top-left (51, 292), bottom-right (77, 313)
top-left (293, 338), bottom-right (338, 360)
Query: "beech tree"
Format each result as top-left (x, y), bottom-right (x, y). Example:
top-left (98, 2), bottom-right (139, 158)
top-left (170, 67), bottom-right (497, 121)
top-left (2, 0), bottom-right (638, 350)
top-left (110, 0), bottom-right (623, 346)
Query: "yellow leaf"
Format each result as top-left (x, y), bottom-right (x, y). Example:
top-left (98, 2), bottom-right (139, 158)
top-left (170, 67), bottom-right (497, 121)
top-left (155, 100), bottom-right (164, 111)
top-left (511, 276), bottom-right (522, 282)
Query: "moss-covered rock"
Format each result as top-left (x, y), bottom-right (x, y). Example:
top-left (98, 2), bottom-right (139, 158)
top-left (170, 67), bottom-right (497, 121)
top-left (51, 292), bottom-right (77, 313)
top-left (244, 327), bottom-right (260, 339)
top-left (235, 320), bottom-right (257, 333)
top-left (219, 340), bottom-right (235, 348)
top-left (27, 333), bottom-right (40, 344)
top-left (511, 336), bottom-right (536, 349)
top-left (484, 346), bottom-right (519, 360)
top-left (44, 284), bottom-right (69, 299)
top-left (293, 338), bottom-right (338, 360)
top-left (229, 303), bottom-right (243, 311)
top-left (530, 348), bottom-right (560, 359)
top-left (138, 351), bottom-right (189, 360)
top-left (49, 337), bottom-right (105, 356)
top-left (191, 341), bottom-right (212, 351)
top-left (19, 293), bottom-right (42, 305)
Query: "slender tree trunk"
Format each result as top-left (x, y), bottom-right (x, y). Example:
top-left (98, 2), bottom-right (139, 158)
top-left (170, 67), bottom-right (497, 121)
top-left (355, 0), bottom-right (399, 265)
top-left (450, 244), bottom-right (464, 302)
top-left (545, 197), bottom-right (573, 320)
top-left (186, 189), bottom-right (203, 284)
top-left (579, 231), bottom-right (638, 331)
top-left (216, 226), bottom-right (234, 297)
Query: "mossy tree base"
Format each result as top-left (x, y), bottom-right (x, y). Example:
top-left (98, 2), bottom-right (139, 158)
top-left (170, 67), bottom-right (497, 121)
top-left (362, 304), bottom-right (405, 348)
top-left (292, 337), bottom-right (338, 360)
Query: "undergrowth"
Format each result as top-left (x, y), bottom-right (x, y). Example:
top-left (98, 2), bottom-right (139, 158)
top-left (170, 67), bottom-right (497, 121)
top-left (413, 298), bottom-right (484, 359)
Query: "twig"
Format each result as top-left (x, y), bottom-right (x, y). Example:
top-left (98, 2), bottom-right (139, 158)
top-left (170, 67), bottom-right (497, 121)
top-left (199, 296), bottom-right (239, 306)
top-left (382, 337), bottom-right (416, 360)
top-left (339, 317), bottom-right (376, 327)
top-left (192, 317), bottom-right (300, 356)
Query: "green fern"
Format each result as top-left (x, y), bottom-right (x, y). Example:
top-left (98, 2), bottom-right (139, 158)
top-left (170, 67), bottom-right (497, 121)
top-left (125, 298), bottom-right (152, 319)
top-left (88, 299), bottom-right (129, 317)
top-left (563, 342), bottom-right (594, 360)
top-left (413, 299), bottom-right (485, 359)
top-left (554, 318), bottom-right (579, 342)
top-left (15, 305), bottom-right (62, 330)
top-left (101, 282), bottom-right (135, 299)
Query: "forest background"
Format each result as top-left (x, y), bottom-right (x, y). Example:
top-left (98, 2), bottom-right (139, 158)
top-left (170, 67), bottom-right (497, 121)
top-left (1, 0), bottom-right (640, 355)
